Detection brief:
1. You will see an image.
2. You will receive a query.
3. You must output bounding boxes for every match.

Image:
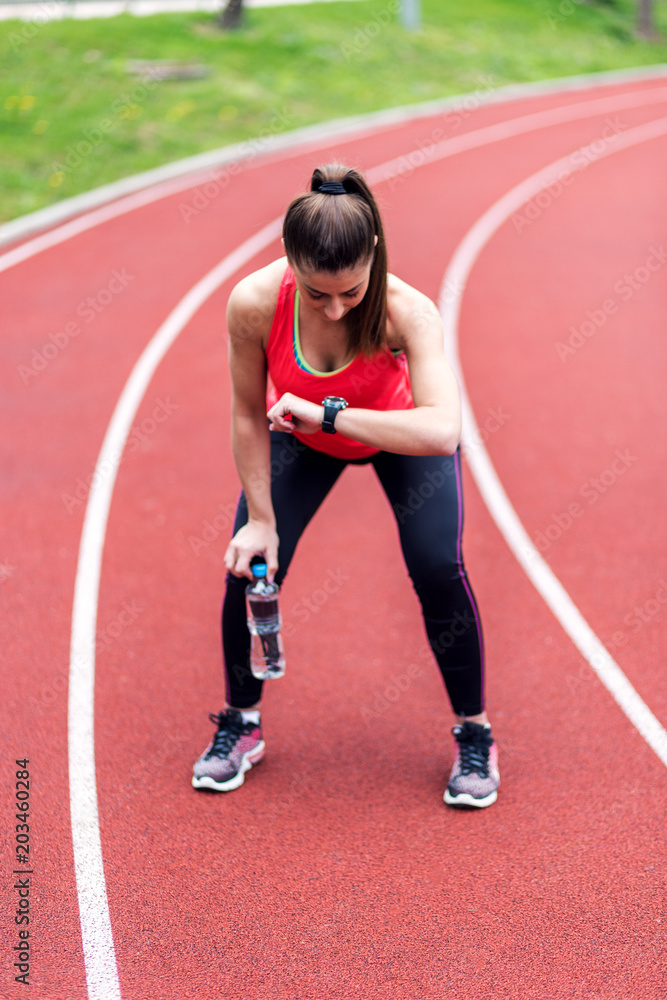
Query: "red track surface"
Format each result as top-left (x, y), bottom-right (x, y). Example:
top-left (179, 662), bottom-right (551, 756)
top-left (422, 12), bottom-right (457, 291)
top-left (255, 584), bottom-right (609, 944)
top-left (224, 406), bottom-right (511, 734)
top-left (1, 72), bottom-right (666, 1000)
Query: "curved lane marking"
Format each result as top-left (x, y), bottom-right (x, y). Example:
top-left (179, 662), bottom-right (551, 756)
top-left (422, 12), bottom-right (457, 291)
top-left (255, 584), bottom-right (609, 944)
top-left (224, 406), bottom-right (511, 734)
top-left (440, 116), bottom-right (667, 768)
top-left (68, 219), bottom-right (282, 1000)
top-left (365, 85), bottom-right (667, 187)
top-left (2, 66), bottom-right (667, 254)
top-left (66, 99), bottom-right (667, 996)
top-left (3, 84), bottom-right (667, 275)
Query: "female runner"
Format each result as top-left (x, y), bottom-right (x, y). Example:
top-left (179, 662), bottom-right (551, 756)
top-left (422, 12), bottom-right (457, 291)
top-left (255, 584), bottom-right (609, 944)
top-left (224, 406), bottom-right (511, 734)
top-left (192, 164), bottom-right (500, 808)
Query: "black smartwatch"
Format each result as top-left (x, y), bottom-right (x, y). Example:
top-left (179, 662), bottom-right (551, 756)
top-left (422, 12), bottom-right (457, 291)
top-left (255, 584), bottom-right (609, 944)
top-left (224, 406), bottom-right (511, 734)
top-left (321, 396), bottom-right (348, 434)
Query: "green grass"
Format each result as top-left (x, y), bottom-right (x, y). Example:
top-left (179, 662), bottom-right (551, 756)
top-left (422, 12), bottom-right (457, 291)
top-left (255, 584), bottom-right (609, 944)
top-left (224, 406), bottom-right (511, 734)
top-left (1, 0), bottom-right (666, 224)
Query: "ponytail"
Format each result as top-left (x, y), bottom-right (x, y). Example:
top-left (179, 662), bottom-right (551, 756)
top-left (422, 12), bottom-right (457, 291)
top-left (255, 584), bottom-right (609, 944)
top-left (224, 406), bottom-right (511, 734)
top-left (282, 164), bottom-right (388, 357)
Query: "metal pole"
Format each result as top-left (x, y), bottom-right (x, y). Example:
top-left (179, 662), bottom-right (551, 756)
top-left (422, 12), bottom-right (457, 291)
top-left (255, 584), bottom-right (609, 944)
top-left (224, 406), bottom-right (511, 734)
top-left (400, 0), bottom-right (421, 31)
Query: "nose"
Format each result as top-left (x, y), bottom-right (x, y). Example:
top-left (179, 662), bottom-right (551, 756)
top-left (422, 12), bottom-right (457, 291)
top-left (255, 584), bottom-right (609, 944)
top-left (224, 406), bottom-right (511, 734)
top-left (324, 297), bottom-right (345, 321)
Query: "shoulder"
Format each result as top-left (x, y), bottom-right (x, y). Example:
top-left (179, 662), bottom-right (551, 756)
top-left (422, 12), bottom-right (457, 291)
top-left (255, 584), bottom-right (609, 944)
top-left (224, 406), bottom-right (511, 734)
top-left (386, 273), bottom-right (443, 352)
top-left (227, 257), bottom-right (289, 345)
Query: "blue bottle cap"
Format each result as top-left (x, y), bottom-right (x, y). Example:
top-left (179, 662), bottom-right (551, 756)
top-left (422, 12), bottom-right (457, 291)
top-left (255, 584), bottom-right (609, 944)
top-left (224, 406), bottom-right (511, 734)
top-left (252, 561), bottom-right (268, 578)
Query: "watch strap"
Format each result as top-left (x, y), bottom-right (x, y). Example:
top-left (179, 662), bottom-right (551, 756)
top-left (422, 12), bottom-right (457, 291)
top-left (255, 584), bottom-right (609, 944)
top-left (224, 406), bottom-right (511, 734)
top-left (322, 398), bottom-right (347, 434)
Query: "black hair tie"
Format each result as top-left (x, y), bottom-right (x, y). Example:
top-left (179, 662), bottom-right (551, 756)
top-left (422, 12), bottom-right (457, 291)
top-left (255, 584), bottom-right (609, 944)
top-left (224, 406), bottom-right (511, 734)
top-left (318, 181), bottom-right (347, 195)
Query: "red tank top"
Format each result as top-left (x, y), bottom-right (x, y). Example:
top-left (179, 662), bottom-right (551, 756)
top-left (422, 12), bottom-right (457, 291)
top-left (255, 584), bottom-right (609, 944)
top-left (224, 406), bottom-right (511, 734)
top-left (266, 267), bottom-right (413, 459)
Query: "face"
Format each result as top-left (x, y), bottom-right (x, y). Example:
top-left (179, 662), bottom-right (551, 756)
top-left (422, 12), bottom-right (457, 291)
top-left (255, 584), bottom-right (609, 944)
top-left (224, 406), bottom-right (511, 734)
top-left (291, 259), bottom-right (373, 322)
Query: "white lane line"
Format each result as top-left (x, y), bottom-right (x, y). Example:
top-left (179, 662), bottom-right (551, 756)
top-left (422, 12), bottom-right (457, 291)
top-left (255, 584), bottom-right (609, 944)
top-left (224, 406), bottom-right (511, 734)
top-left (439, 118), bottom-right (667, 768)
top-left (366, 85), bottom-right (667, 187)
top-left (68, 218), bottom-right (282, 1000)
top-left (3, 80), bottom-right (667, 269)
top-left (2, 65), bottom-right (666, 253)
top-left (67, 98), bottom-right (667, 998)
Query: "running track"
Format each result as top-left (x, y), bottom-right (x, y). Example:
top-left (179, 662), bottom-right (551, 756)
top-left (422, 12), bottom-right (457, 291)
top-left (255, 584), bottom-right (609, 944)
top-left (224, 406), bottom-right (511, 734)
top-left (1, 68), bottom-right (666, 1000)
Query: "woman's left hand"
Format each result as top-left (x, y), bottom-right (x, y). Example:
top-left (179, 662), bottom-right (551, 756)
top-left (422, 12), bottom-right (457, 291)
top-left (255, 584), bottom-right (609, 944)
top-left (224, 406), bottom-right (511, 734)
top-left (267, 392), bottom-right (324, 435)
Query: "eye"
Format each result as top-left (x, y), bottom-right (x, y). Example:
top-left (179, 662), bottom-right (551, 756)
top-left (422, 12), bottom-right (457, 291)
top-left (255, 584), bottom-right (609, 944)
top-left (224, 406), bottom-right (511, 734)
top-left (308, 291), bottom-right (323, 300)
top-left (345, 290), bottom-right (360, 298)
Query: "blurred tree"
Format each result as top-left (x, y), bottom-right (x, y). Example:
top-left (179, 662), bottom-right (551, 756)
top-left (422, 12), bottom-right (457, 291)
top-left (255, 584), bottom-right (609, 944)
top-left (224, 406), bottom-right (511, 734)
top-left (636, 0), bottom-right (658, 38)
top-left (220, 0), bottom-right (244, 30)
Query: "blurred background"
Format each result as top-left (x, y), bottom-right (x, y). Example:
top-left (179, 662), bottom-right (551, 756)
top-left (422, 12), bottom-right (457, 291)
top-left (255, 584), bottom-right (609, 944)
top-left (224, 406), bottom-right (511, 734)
top-left (1, 0), bottom-right (666, 227)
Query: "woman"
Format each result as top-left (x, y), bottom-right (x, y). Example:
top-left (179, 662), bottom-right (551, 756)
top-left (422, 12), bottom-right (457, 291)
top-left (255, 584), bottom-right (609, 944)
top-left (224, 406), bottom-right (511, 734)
top-left (192, 164), bottom-right (499, 808)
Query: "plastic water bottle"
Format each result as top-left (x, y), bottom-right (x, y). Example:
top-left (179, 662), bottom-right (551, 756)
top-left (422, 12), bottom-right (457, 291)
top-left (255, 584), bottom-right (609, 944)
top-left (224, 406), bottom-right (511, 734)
top-left (245, 556), bottom-right (285, 680)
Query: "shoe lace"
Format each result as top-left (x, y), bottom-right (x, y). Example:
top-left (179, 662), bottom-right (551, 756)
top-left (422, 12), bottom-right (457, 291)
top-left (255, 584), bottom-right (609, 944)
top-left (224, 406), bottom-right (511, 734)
top-left (205, 711), bottom-right (247, 759)
top-left (455, 724), bottom-right (493, 776)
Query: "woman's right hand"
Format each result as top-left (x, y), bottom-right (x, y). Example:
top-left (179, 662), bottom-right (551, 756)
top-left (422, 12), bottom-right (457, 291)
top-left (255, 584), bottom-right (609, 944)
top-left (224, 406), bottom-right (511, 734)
top-left (224, 520), bottom-right (279, 581)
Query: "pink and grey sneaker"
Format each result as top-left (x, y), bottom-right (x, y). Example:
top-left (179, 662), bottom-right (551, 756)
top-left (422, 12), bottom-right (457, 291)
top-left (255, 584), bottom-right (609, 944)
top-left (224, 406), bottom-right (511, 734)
top-left (192, 709), bottom-right (265, 792)
top-left (444, 720), bottom-right (499, 808)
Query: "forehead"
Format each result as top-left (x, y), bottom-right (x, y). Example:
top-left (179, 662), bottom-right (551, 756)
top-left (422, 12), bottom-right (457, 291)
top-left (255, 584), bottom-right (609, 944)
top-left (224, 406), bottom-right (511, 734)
top-left (294, 260), bottom-right (371, 292)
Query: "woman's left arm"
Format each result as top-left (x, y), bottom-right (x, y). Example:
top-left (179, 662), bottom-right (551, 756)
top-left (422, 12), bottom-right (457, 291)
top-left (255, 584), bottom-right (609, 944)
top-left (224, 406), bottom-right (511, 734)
top-left (340, 284), bottom-right (461, 455)
top-left (268, 282), bottom-right (461, 456)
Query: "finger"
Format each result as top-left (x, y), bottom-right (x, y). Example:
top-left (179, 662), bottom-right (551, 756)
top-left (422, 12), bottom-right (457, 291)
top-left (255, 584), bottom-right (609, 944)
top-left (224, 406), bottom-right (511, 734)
top-left (266, 548), bottom-right (279, 583)
top-left (225, 545), bottom-right (250, 579)
top-left (225, 556), bottom-right (244, 578)
top-left (235, 552), bottom-right (253, 579)
top-left (269, 413), bottom-right (293, 433)
top-left (267, 396), bottom-right (289, 420)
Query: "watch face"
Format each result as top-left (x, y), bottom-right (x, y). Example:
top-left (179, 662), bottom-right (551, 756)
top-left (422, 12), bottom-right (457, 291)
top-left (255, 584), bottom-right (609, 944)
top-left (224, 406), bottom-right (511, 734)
top-left (324, 396), bottom-right (346, 405)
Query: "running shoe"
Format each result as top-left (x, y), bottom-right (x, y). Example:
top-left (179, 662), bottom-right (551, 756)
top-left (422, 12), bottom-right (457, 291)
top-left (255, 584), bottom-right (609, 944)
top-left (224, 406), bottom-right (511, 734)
top-left (444, 720), bottom-right (499, 808)
top-left (192, 709), bottom-right (265, 792)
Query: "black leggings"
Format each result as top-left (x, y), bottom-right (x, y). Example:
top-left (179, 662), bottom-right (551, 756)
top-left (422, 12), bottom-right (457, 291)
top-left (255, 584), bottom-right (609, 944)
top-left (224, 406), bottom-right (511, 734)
top-left (222, 431), bottom-right (485, 715)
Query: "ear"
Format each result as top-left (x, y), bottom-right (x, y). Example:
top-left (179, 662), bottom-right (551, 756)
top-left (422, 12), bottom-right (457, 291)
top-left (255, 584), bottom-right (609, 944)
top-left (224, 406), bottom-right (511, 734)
top-left (374, 235), bottom-right (378, 247)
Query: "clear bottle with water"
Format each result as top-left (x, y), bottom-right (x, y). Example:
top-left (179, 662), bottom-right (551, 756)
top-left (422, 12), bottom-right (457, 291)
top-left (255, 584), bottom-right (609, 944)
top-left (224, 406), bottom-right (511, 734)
top-left (245, 556), bottom-right (286, 680)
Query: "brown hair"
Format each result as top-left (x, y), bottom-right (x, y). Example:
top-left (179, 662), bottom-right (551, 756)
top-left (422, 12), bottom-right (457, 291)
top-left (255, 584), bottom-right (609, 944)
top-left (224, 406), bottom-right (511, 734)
top-left (282, 164), bottom-right (388, 357)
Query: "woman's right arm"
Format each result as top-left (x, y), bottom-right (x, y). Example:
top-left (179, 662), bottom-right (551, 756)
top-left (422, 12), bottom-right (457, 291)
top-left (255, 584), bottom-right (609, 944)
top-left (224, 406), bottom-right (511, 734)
top-left (223, 274), bottom-right (280, 581)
